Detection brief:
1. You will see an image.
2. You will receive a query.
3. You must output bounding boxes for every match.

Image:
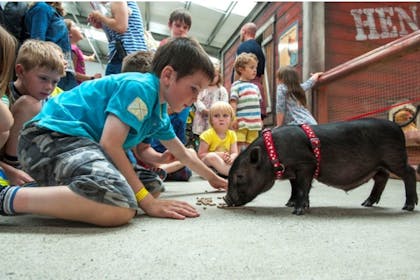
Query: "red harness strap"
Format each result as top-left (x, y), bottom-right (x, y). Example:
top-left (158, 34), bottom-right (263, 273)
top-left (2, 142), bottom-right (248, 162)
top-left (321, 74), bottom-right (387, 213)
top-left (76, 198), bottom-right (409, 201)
top-left (262, 126), bottom-right (321, 180)
top-left (262, 128), bottom-right (284, 179)
top-left (300, 124), bottom-right (321, 178)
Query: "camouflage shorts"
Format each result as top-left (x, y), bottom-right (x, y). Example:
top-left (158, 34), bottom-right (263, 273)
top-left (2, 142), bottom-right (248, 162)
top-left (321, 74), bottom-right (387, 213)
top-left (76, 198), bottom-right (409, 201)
top-left (18, 123), bottom-right (163, 209)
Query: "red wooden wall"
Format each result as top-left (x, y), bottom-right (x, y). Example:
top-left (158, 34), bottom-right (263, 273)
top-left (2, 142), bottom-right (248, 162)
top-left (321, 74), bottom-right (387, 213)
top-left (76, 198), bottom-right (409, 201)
top-left (325, 2), bottom-right (419, 69)
top-left (222, 2), bottom-right (419, 124)
top-left (319, 2), bottom-right (419, 123)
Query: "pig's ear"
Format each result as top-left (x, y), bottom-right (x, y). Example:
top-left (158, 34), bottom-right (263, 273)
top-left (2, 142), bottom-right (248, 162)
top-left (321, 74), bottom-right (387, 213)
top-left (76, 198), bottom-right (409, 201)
top-left (249, 146), bottom-right (262, 166)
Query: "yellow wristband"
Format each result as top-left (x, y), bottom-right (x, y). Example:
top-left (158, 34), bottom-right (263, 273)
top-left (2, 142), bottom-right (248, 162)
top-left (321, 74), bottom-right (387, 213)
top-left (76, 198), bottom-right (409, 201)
top-left (135, 187), bottom-right (149, 202)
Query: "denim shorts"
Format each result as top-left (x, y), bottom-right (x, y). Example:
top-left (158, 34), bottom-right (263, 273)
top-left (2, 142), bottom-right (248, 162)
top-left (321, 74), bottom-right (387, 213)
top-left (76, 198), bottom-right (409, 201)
top-left (18, 123), bottom-right (143, 209)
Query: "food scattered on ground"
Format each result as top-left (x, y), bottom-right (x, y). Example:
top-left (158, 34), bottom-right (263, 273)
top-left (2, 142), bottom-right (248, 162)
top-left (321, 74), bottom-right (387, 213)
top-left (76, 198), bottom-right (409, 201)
top-left (196, 196), bottom-right (227, 208)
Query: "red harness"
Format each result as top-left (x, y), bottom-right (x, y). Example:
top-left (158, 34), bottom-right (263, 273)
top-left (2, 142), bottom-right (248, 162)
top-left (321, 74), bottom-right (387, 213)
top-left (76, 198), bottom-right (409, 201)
top-left (262, 125), bottom-right (321, 179)
top-left (262, 128), bottom-right (285, 179)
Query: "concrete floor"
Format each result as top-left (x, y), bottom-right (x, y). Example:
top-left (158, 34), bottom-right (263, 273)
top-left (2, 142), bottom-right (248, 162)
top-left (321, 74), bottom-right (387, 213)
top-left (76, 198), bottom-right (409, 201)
top-left (1, 175), bottom-right (420, 280)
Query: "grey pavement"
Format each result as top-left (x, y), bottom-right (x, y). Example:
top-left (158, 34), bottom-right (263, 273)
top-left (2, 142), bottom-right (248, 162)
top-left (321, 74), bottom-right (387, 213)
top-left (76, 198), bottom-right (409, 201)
top-left (1, 175), bottom-right (420, 280)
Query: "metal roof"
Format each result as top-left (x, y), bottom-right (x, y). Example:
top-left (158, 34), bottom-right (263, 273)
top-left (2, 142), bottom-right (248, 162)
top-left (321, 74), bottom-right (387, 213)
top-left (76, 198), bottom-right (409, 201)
top-left (62, 1), bottom-right (257, 61)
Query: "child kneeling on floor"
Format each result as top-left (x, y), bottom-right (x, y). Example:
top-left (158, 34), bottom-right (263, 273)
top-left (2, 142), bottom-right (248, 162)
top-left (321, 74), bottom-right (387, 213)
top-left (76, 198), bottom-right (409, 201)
top-left (0, 37), bottom-right (227, 226)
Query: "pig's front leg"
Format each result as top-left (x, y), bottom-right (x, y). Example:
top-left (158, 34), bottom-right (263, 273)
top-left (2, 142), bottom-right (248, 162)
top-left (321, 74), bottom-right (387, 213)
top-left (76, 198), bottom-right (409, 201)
top-left (291, 169), bottom-right (314, 215)
top-left (286, 179), bottom-right (299, 207)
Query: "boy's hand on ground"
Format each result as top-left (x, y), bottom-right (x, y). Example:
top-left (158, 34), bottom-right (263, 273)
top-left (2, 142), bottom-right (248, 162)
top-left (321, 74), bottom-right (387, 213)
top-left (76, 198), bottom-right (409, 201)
top-left (141, 198), bottom-right (200, 219)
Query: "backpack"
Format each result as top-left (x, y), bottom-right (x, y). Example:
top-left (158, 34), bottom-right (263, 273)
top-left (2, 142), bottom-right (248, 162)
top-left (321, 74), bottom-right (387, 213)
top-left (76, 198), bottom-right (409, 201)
top-left (0, 2), bottom-right (29, 44)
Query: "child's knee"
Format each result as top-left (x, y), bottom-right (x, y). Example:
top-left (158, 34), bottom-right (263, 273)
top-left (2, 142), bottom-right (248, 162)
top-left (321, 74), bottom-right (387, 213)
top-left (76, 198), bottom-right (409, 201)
top-left (11, 96), bottom-right (41, 118)
top-left (203, 153), bottom-right (219, 164)
top-left (96, 207), bottom-right (136, 227)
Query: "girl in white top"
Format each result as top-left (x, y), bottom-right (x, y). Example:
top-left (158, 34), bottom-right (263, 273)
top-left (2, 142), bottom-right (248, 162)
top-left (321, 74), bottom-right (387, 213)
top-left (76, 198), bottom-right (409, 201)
top-left (192, 63), bottom-right (228, 136)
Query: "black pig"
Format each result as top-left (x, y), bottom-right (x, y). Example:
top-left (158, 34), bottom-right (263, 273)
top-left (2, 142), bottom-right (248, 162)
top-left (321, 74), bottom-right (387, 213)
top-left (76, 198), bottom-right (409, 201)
top-left (224, 118), bottom-right (418, 215)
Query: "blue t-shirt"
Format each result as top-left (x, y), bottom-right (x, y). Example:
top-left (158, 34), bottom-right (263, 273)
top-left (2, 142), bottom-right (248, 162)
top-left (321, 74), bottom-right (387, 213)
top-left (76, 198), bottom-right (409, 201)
top-left (150, 106), bottom-right (190, 153)
top-left (31, 72), bottom-right (175, 150)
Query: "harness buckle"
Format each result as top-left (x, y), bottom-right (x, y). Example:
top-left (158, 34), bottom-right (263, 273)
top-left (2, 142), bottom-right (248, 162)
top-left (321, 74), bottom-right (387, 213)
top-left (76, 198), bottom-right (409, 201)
top-left (271, 158), bottom-right (284, 169)
top-left (310, 137), bottom-right (320, 149)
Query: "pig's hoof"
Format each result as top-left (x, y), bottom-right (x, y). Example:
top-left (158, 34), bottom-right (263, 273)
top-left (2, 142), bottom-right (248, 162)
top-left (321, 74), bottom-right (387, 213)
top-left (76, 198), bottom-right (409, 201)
top-left (402, 203), bottom-right (415, 211)
top-left (361, 198), bottom-right (374, 207)
top-left (292, 208), bottom-right (305, 215)
top-left (286, 200), bottom-right (295, 207)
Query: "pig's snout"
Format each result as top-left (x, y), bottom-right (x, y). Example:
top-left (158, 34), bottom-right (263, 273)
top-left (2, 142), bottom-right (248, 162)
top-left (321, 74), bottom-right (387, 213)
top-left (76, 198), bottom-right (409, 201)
top-left (223, 194), bottom-right (235, 206)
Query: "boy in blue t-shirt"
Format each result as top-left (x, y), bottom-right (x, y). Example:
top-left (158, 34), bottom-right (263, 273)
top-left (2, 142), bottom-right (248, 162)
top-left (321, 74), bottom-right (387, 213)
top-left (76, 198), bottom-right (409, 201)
top-left (0, 38), bottom-right (227, 226)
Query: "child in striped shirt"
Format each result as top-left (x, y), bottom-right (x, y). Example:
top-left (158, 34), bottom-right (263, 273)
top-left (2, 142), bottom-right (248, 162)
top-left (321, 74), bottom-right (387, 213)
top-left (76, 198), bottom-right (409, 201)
top-left (229, 53), bottom-right (263, 151)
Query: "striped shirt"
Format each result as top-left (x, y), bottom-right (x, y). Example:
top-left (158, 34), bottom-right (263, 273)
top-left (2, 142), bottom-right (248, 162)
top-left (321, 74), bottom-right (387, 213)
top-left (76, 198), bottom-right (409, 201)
top-left (103, 1), bottom-right (147, 58)
top-left (230, 80), bottom-right (262, 131)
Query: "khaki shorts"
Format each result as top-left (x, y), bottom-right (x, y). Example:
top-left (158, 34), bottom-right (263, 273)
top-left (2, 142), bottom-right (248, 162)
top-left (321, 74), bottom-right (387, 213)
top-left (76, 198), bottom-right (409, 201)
top-left (235, 128), bottom-right (259, 144)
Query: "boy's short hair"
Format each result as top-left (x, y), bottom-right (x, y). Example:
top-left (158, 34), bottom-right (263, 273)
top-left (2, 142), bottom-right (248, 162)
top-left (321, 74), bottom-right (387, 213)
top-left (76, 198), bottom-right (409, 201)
top-left (152, 37), bottom-right (214, 82)
top-left (209, 101), bottom-right (234, 126)
top-left (16, 40), bottom-right (65, 76)
top-left (234, 52), bottom-right (258, 76)
top-left (169, 8), bottom-right (192, 29)
top-left (121, 51), bottom-right (153, 73)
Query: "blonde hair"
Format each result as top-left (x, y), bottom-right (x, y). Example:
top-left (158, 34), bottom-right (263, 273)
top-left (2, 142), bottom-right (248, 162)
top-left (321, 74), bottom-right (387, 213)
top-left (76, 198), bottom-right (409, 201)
top-left (16, 40), bottom-right (65, 76)
top-left (209, 101), bottom-right (234, 126)
top-left (234, 52), bottom-right (258, 76)
top-left (0, 26), bottom-right (17, 96)
top-left (64, 18), bottom-right (74, 31)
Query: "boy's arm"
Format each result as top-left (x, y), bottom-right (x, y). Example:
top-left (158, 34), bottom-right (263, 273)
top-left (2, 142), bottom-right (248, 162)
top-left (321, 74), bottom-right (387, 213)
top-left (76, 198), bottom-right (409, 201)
top-left (229, 141), bottom-right (239, 160)
top-left (89, 2), bottom-right (129, 34)
top-left (161, 137), bottom-right (227, 190)
top-left (276, 113), bottom-right (285, 127)
top-left (133, 143), bottom-right (175, 166)
top-left (100, 114), bottom-right (199, 219)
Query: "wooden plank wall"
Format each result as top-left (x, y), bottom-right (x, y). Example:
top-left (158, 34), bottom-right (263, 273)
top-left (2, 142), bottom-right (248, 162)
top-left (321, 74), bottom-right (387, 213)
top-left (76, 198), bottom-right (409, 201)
top-left (318, 2), bottom-right (419, 123)
top-left (324, 2), bottom-right (419, 69)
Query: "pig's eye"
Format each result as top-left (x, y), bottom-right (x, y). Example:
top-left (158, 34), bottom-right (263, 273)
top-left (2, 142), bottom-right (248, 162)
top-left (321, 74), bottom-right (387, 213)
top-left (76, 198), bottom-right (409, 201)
top-left (236, 174), bottom-right (247, 184)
